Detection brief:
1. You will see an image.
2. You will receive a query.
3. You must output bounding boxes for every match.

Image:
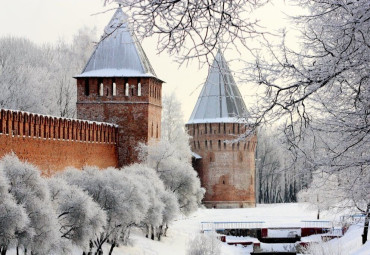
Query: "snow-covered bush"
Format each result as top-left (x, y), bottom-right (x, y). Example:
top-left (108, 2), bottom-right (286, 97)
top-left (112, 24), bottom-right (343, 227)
top-left (140, 140), bottom-right (205, 216)
top-left (123, 164), bottom-right (179, 240)
top-left (0, 165), bottom-right (29, 254)
top-left (1, 155), bottom-right (60, 255)
top-left (47, 177), bottom-right (107, 252)
top-left (186, 234), bottom-right (221, 255)
top-left (60, 166), bottom-right (150, 254)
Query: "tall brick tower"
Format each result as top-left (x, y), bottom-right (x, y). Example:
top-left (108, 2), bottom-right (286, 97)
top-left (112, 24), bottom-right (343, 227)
top-left (75, 8), bottom-right (163, 167)
top-left (186, 50), bottom-right (256, 208)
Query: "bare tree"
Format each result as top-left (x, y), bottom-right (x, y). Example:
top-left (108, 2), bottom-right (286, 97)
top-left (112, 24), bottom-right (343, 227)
top-left (247, 0), bottom-right (369, 243)
top-left (104, 0), bottom-right (269, 63)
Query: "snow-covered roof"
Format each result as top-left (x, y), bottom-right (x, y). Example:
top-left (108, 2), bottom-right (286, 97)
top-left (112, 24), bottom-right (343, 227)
top-left (75, 8), bottom-right (160, 81)
top-left (187, 50), bottom-right (249, 124)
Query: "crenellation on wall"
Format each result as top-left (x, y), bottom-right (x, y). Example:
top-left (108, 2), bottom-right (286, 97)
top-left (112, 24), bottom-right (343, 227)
top-left (0, 109), bottom-right (118, 144)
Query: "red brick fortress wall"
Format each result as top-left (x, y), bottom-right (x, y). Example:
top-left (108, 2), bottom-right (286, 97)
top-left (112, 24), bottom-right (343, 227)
top-left (0, 109), bottom-right (118, 175)
top-left (187, 122), bottom-right (257, 208)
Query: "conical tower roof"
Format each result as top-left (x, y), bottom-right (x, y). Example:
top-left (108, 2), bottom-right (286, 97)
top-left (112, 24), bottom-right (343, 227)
top-left (187, 51), bottom-right (248, 124)
top-left (75, 8), bottom-right (160, 80)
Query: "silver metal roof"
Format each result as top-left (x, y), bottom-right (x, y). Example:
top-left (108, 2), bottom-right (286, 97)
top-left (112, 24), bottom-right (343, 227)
top-left (75, 8), bottom-right (159, 80)
top-left (187, 51), bottom-right (249, 124)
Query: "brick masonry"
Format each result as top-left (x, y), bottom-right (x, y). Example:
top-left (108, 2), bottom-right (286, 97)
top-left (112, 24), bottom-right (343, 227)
top-left (76, 77), bottom-right (162, 167)
top-left (0, 109), bottom-right (118, 175)
top-left (186, 122), bottom-right (257, 208)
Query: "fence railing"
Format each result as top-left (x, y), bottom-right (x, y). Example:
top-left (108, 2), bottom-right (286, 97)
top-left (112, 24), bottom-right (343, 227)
top-left (301, 220), bottom-right (332, 228)
top-left (201, 221), bottom-right (265, 231)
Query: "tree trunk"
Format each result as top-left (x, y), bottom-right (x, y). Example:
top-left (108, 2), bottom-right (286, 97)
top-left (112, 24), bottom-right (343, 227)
top-left (151, 226), bottom-right (155, 240)
top-left (108, 241), bottom-right (116, 255)
top-left (362, 203), bottom-right (370, 245)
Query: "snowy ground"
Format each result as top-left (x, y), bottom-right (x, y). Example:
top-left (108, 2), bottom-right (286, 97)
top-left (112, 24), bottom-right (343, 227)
top-left (106, 203), bottom-right (368, 255)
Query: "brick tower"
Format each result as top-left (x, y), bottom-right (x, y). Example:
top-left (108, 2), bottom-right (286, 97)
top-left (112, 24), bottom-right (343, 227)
top-left (75, 8), bottom-right (163, 167)
top-left (186, 51), bottom-right (256, 208)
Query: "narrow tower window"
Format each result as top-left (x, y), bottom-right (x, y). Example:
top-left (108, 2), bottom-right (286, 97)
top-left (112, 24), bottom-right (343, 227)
top-left (156, 124), bottom-right (159, 138)
top-left (112, 82), bottom-right (117, 96)
top-left (138, 83), bottom-right (142, 96)
top-left (84, 78), bottom-right (89, 96)
top-left (99, 82), bottom-right (104, 96)
top-left (125, 83), bottom-right (129, 96)
top-left (205, 140), bottom-right (208, 149)
top-left (131, 85), bottom-right (135, 96)
top-left (218, 140), bottom-right (221, 150)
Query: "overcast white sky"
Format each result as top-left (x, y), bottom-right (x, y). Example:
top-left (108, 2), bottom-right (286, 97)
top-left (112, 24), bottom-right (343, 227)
top-left (0, 0), bottom-right (296, 121)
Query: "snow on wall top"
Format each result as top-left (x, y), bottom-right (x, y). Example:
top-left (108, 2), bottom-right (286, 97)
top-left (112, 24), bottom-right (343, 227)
top-left (75, 8), bottom-right (159, 80)
top-left (187, 50), bottom-right (249, 124)
top-left (0, 108), bottom-right (118, 128)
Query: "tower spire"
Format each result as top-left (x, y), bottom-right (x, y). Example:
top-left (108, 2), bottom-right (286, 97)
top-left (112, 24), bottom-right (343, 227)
top-left (187, 51), bottom-right (248, 124)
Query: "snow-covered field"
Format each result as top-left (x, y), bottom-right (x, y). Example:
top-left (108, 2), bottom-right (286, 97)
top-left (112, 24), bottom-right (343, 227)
top-left (105, 203), bottom-right (368, 255)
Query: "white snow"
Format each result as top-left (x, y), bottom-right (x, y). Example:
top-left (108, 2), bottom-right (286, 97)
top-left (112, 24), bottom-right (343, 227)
top-left (104, 203), bottom-right (368, 255)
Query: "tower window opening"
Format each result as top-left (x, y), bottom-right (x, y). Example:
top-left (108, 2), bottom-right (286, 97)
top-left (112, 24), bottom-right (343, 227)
top-left (151, 123), bottom-right (154, 137)
top-left (204, 124), bottom-right (207, 134)
top-left (233, 123), bottom-right (235, 134)
top-left (224, 123), bottom-right (226, 134)
top-left (209, 123), bottom-right (212, 134)
top-left (131, 85), bottom-right (135, 96)
top-left (138, 83), bottom-right (142, 96)
top-left (112, 82), bottom-right (117, 96)
top-left (238, 124), bottom-right (240, 134)
top-left (237, 142), bottom-right (240, 150)
top-left (193, 126), bottom-right (195, 136)
top-left (99, 82), bottom-right (104, 96)
top-left (84, 79), bottom-right (90, 96)
top-left (156, 124), bottom-right (159, 138)
top-left (218, 140), bottom-right (221, 150)
top-left (218, 123), bottom-right (221, 133)
top-left (205, 140), bottom-right (208, 149)
top-left (224, 141), bottom-right (226, 149)
top-left (125, 83), bottom-right (129, 96)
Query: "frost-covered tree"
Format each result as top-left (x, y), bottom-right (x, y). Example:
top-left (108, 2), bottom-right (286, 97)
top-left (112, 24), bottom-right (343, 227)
top-left (160, 190), bottom-right (179, 238)
top-left (248, 0), bottom-right (370, 243)
top-left (0, 166), bottom-right (29, 255)
top-left (0, 155), bottom-right (60, 255)
top-left (298, 171), bottom-right (344, 220)
top-left (104, 0), bottom-right (269, 63)
top-left (186, 234), bottom-right (221, 255)
top-left (61, 166), bottom-right (149, 254)
top-left (161, 94), bottom-right (192, 161)
top-left (140, 140), bottom-right (205, 215)
top-left (140, 94), bottom-right (205, 215)
top-left (123, 164), bottom-right (179, 241)
top-left (0, 27), bottom-right (96, 117)
top-left (124, 164), bottom-right (165, 240)
top-left (47, 177), bottom-right (107, 253)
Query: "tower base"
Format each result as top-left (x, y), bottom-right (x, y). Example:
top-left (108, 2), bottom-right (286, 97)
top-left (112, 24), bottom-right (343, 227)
top-left (203, 201), bottom-right (256, 209)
